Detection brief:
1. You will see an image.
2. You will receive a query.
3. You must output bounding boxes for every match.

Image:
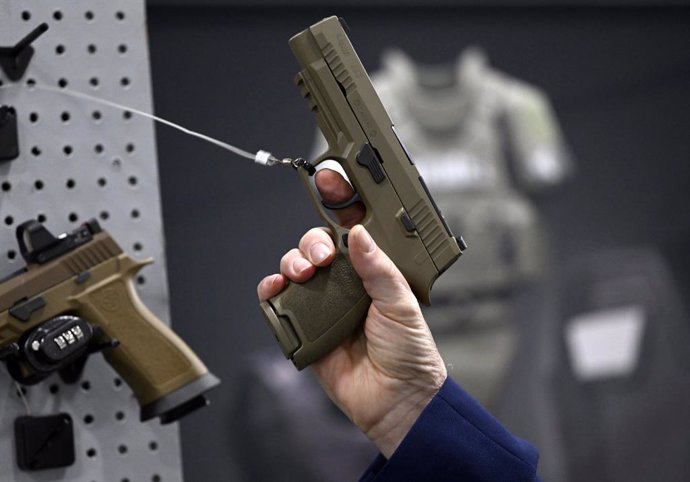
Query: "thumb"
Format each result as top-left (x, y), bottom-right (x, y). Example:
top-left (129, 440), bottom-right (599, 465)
top-left (348, 225), bottom-right (418, 316)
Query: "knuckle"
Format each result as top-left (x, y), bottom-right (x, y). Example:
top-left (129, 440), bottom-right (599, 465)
top-left (280, 249), bottom-right (301, 273)
top-left (300, 227), bottom-right (332, 251)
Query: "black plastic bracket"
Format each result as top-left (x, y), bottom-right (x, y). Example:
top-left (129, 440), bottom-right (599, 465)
top-left (14, 413), bottom-right (75, 471)
top-left (0, 105), bottom-right (19, 162)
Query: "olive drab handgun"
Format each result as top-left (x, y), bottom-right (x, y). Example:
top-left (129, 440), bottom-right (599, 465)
top-left (0, 219), bottom-right (219, 423)
top-left (260, 16), bottom-right (466, 370)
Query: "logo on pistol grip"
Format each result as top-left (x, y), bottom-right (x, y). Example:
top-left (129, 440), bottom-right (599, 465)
top-left (94, 283), bottom-right (125, 313)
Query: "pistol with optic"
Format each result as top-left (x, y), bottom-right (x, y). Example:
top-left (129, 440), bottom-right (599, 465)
top-left (0, 219), bottom-right (219, 423)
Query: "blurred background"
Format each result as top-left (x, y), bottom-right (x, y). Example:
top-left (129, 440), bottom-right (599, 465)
top-left (145, 1), bottom-right (690, 481)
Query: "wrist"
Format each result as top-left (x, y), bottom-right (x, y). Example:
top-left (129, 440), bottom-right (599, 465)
top-left (367, 373), bottom-right (447, 458)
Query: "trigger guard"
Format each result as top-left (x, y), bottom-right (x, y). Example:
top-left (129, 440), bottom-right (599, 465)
top-left (321, 192), bottom-right (362, 210)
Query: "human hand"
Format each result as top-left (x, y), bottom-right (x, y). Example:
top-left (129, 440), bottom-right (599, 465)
top-left (257, 169), bottom-right (447, 458)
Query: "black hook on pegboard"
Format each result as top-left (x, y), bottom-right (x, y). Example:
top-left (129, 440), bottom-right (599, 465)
top-left (0, 23), bottom-right (49, 81)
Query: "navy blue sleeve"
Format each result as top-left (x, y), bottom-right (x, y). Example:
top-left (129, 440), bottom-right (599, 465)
top-left (359, 377), bottom-right (540, 482)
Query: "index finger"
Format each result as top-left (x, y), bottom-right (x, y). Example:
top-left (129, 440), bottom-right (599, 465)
top-left (315, 168), bottom-right (366, 229)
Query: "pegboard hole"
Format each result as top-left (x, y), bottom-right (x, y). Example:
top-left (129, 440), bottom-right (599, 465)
top-left (21, 11), bottom-right (31, 21)
top-left (89, 77), bottom-right (100, 88)
top-left (68, 213), bottom-right (79, 223)
top-left (86, 448), bottom-right (97, 458)
top-left (98, 177), bottom-right (107, 187)
top-left (31, 146), bottom-right (41, 157)
top-left (55, 44), bottom-right (66, 55)
top-left (49, 384), bottom-right (59, 394)
top-left (136, 275), bottom-right (146, 286)
top-left (152, 476), bottom-right (161, 482)
top-left (81, 380), bottom-right (91, 391)
top-left (116, 11), bottom-right (126, 21)
top-left (26, 78), bottom-right (36, 89)
top-left (63, 145), bottom-right (73, 156)
top-left (120, 77), bottom-right (131, 88)
top-left (114, 377), bottom-right (123, 388)
top-left (123, 110), bottom-right (132, 120)
top-left (94, 144), bottom-right (104, 154)
top-left (118, 444), bottom-right (128, 455)
top-left (131, 209), bottom-right (140, 219)
top-left (133, 242), bottom-right (143, 252)
top-left (92, 110), bottom-right (102, 121)
top-left (149, 441), bottom-right (158, 452)
top-left (66, 179), bottom-right (76, 189)
top-left (61, 111), bottom-right (71, 123)
top-left (84, 414), bottom-right (94, 425)
top-left (126, 143), bottom-right (135, 153)
top-left (128, 176), bottom-right (138, 186)
top-left (7, 250), bottom-right (16, 260)
top-left (4, 216), bottom-right (14, 226)
top-left (29, 112), bottom-right (39, 123)
top-left (58, 78), bottom-right (68, 88)
top-left (115, 411), bottom-right (126, 422)
top-left (1, 181), bottom-right (11, 192)
top-left (88, 44), bottom-right (97, 54)
top-left (37, 213), bottom-right (47, 223)
top-left (53, 10), bottom-right (63, 21)
top-left (118, 44), bottom-right (128, 55)
top-left (99, 211), bottom-right (109, 221)
top-left (85, 11), bottom-right (94, 21)
top-left (34, 180), bottom-right (44, 190)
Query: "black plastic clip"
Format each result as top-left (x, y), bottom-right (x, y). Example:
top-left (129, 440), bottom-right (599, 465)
top-left (0, 342), bottom-right (20, 361)
top-left (0, 23), bottom-right (49, 81)
top-left (15, 413), bottom-right (75, 471)
top-left (292, 158), bottom-right (316, 176)
top-left (0, 105), bottom-right (19, 162)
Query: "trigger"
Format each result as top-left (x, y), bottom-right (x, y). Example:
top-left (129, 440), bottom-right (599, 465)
top-left (321, 192), bottom-right (362, 210)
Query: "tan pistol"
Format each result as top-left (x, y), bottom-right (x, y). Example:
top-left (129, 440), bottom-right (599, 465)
top-left (0, 219), bottom-right (219, 423)
top-left (261, 16), bottom-right (466, 370)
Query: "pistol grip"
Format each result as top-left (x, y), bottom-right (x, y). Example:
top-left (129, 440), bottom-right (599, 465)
top-left (75, 272), bottom-right (219, 423)
top-left (260, 253), bottom-right (370, 370)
